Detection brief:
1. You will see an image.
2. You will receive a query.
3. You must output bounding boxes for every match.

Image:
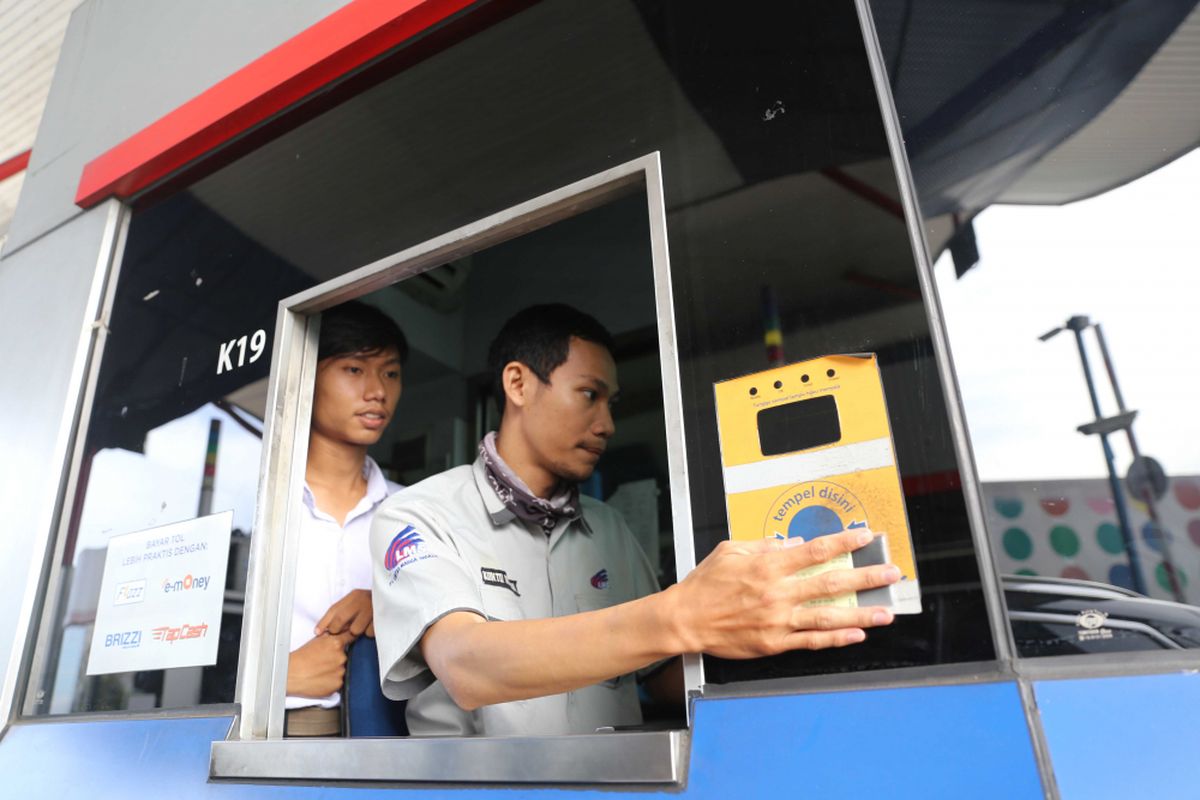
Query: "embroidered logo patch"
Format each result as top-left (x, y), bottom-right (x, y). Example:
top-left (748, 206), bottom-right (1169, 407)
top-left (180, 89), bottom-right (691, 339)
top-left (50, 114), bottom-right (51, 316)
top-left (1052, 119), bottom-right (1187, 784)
top-left (590, 568), bottom-right (609, 590)
top-left (384, 525), bottom-right (424, 570)
top-left (481, 567), bottom-right (520, 596)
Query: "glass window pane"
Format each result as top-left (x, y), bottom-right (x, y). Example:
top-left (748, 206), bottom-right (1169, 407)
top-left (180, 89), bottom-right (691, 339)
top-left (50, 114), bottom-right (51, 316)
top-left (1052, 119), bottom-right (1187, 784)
top-left (27, 195), bottom-right (315, 715)
top-left (871, 0), bottom-right (1200, 658)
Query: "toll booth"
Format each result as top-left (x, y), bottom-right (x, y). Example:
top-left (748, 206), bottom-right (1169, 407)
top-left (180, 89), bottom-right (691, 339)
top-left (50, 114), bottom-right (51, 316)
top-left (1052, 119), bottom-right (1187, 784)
top-left (0, 2), bottom-right (1197, 798)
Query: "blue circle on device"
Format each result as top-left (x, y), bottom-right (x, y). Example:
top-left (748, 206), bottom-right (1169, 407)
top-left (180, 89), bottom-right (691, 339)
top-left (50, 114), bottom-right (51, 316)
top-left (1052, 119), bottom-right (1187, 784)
top-left (788, 507), bottom-right (844, 540)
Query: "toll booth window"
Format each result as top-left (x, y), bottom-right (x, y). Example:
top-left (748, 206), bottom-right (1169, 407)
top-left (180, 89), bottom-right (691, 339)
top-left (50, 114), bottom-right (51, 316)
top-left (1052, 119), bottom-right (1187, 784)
top-left (757, 396), bottom-right (842, 457)
top-left (284, 189), bottom-right (682, 738)
top-left (872, 0), bottom-right (1200, 660)
top-left (24, 0), bottom-right (1027, 740)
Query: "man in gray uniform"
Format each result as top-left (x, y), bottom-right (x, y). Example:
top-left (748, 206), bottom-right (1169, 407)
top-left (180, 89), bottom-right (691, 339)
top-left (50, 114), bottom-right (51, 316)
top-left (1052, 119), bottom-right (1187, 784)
top-left (370, 304), bottom-right (900, 737)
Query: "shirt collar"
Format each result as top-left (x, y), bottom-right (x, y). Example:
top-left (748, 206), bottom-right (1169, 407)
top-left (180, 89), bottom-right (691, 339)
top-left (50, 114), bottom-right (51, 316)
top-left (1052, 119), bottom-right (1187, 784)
top-left (470, 456), bottom-right (593, 535)
top-left (302, 456), bottom-right (390, 523)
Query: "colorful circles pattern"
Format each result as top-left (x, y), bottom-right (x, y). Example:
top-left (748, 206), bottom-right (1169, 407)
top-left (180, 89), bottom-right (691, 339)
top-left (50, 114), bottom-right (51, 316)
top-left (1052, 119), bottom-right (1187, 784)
top-left (1003, 528), bottom-right (1033, 560)
top-left (1049, 525), bottom-right (1079, 557)
top-left (1108, 563), bottom-right (1134, 590)
top-left (1175, 480), bottom-right (1200, 511)
top-left (1040, 497), bottom-right (1070, 517)
top-left (994, 498), bottom-right (1023, 519)
top-left (1096, 523), bottom-right (1124, 555)
top-left (1156, 562), bottom-right (1189, 592)
top-left (1141, 522), bottom-right (1172, 554)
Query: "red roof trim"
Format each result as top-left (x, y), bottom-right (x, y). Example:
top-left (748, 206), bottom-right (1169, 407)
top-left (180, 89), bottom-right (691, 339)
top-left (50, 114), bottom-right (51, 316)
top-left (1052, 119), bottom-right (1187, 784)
top-left (75, 0), bottom-right (474, 208)
top-left (0, 150), bottom-right (32, 183)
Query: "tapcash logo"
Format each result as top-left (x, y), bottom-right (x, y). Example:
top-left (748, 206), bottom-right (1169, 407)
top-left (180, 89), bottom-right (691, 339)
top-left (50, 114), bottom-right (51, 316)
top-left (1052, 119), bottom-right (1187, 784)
top-left (161, 574), bottom-right (210, 593)
top-left (151, 623), bottom-right (209, 644)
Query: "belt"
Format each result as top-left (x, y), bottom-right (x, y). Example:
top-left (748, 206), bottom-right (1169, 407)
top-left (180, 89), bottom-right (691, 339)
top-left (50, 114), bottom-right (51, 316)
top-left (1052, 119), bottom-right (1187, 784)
top-left (285, 705), bottom-right (342, 737)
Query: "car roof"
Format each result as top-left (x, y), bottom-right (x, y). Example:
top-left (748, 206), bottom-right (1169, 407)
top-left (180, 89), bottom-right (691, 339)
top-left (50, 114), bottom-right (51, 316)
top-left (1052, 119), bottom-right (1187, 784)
top-left (1001, 573), bottom-right (1145, 600)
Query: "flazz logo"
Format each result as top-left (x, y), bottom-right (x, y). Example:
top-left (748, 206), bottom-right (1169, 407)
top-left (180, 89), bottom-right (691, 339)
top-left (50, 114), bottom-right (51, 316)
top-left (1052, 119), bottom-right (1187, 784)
top-left (385, 526), bottom-right (425, 570)
top-left (590, 569), bottom-right (609, 590)
top-left (481, 567), bottom-right (520, 596)
top-left (114, 579), bottom-right (146, 606)
top-left (162, 573), bottom-right (210, 593)
top-left (151, 623), bottom-right (209, 644)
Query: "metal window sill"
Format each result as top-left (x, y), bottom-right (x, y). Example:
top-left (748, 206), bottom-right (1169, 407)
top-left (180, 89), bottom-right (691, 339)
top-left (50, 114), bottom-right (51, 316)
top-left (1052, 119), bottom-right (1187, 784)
top-left (210, 728), bottom-right (689, 785)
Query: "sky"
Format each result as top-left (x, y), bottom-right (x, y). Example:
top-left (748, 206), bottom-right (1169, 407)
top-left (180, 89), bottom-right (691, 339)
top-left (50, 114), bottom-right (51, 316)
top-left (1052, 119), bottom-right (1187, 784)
top-left (933, 148), bottom-right (1200, 483)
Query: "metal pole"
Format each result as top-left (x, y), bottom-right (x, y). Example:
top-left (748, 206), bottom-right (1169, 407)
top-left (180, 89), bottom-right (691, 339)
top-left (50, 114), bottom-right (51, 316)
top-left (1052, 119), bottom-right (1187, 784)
top-left (1070, 325), bottom-right (1148, 595)
top-left (1092, 324), bottom-right (1184, 601)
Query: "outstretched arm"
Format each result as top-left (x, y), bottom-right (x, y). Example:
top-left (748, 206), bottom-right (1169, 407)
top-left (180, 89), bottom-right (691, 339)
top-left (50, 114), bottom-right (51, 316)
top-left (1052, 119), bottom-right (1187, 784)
top-left (420, 529), bottom-right (899, 711)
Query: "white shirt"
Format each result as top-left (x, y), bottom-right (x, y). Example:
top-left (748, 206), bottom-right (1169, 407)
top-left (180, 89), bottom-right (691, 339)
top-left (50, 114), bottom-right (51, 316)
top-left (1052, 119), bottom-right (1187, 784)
top-left (370, 457), bottom-right (661, 736)
top-left (287, 456), bottom-right (401, 710)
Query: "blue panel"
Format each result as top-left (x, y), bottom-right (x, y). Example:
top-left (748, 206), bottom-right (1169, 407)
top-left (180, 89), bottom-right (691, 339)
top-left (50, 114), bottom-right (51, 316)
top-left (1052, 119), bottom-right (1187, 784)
top-left (689, 682), bottom-right (1043, 799)
top-left (1036, 672), bottom-right (1200, 800)
top-left (0, 682), bottom-right (1041, 798)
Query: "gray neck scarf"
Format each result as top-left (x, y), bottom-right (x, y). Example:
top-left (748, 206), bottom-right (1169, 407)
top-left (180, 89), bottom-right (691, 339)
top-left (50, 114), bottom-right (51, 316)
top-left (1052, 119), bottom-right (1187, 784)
top-left (479, 432), bottom-right (581, 535)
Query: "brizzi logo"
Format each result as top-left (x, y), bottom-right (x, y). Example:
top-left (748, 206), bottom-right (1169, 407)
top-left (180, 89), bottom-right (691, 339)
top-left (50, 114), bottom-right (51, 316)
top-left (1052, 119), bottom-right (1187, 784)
top-left (162, 574), bottom-right (210, 593)
top-left (103, 630), bottom-right (142, 649)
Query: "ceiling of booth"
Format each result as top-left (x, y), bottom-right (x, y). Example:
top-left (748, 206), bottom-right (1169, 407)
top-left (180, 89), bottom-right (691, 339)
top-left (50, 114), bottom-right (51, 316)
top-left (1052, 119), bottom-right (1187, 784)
top-left (998, 3), bottom-right (1200, 205)
top-left (183, 0), bottom-right (1198, 294)
top-left (3, 0), bottom-right (1195, 258)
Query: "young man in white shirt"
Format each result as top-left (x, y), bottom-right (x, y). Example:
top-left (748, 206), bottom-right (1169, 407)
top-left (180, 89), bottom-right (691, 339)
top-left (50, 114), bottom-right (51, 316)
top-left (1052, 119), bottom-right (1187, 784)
top-left (285, 301), bottom-right (407, 736)
top-left (371, 304), bottom-right (901, 736)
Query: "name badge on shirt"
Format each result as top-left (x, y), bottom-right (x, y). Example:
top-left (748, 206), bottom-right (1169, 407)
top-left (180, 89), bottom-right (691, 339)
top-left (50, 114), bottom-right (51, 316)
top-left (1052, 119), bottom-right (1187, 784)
top-left (481, 567), bottom-right (520, 596)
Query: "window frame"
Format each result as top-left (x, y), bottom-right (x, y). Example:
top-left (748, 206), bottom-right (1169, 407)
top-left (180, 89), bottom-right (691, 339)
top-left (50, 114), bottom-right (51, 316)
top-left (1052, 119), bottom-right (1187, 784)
top-left (217, 152), bottom-right (695, 784)
top-left (16, 201), bottom-right (135, 721)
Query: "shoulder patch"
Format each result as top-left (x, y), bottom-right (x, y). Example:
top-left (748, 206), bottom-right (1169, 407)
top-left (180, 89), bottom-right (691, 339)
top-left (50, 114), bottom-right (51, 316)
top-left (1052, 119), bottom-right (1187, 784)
top-left (384, 525), bottom-right (425, 570)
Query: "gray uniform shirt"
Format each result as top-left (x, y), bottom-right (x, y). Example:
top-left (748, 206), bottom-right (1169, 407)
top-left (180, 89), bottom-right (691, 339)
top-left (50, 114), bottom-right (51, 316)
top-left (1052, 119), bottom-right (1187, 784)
top-left (369, 457), bottom-right (660, 737)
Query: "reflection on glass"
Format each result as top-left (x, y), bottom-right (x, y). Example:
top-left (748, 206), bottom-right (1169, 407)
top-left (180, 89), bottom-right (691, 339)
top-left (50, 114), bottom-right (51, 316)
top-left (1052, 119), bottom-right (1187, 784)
top-left (933, 153), bottom-right (1200, 656)
top-left (874, 0), bottom-right (1200, 658)
top-left (25, 189), bottom-right (307, 715)
top-left (41, 405), bottom-right (260, 714)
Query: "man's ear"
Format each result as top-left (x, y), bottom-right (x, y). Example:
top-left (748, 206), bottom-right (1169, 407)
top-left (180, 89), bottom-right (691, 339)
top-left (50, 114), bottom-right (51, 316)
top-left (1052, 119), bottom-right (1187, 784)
top-left (501, 361), bottom-right (532, 409)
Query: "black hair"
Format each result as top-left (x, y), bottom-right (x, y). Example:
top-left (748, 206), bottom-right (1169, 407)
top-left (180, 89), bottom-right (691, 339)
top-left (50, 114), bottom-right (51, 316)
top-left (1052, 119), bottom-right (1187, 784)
top-left (317, 300), bottom-right (409, 364)
top-left (488, 303), bottom-right (615, 413)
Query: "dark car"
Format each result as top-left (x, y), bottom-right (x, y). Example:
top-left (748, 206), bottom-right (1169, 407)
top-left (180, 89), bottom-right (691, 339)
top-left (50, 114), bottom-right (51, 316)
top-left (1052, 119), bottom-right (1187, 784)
top-left (1003, 574), bottom-right (1200, 657)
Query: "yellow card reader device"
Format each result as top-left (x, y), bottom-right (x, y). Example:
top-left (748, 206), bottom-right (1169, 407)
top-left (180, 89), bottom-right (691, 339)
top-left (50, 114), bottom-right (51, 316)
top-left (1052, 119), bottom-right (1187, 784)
top-left (713, 354), bottom-right (921, 614)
